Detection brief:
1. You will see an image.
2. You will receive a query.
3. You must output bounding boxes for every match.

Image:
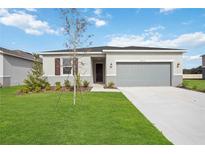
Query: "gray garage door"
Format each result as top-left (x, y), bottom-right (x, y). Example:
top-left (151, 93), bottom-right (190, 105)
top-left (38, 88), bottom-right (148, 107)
top-left (116, 62), bottom-right (171, 86)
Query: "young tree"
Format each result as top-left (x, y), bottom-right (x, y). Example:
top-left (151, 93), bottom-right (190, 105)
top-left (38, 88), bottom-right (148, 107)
top-left (61, 9), bottom-right (93, 105)
top-left (24, 54), bottom-right (48, 91)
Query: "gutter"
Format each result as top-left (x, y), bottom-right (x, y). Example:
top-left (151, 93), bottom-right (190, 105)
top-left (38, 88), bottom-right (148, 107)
top-left (102, 49), bottom-right (186, 53)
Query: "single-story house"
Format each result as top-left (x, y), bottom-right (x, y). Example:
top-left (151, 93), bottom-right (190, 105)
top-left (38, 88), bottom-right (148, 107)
top-left (40, 46), bottom-right (185, 87)
top-left (0, 47), bottom-right (34, 87)
top-left (202, 54), bottom-right (205, 79)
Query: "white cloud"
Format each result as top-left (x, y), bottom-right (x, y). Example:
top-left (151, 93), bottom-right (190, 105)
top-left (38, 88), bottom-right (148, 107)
top-left (88, 8), bottom-right (110, 27)
top-left (183, 55), bottom-right (201, 61)
top-left (94, 9), bottom-right (102, 15)
top-left (160, 8), bottom-right (177, 14)
top-left (0, 8), bottom-right (59, 36)
top-left (144, 25), bottom-right (165, 33)
top-left (0, 8), bottom-right (9, 16)
top-left (182, 20), bottom-right (193, 25)
top-left (25, 8), bottom-right (37, 12)
top-left (88, 17), bottom-right (107, 27)
top-left (107, 26), bottom-right (205, 49)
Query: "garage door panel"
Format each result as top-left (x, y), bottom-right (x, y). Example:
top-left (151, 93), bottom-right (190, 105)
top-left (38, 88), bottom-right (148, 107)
top-left (116, 62), bottom-right (171, 86)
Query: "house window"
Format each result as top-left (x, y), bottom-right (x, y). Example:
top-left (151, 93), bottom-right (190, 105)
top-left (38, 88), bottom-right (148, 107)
top-left (62, 58), bottom-right (72, 74)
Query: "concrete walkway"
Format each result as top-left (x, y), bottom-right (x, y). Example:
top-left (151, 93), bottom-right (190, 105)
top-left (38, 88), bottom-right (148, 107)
top-left (91, 84), bottom-right (120, 92)
top-left (119, 87), bottom-right (205, 145)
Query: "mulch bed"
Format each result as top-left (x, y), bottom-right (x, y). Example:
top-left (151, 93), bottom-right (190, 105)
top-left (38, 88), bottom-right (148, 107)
top-left (17, 86), bottom-right (92, 95)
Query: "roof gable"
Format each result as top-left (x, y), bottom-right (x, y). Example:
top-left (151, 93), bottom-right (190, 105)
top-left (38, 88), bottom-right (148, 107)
top-left (0, 47), bottom-right (34, 61)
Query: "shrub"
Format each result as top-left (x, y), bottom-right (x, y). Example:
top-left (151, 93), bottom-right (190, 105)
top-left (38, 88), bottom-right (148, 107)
top-left (55, 82), bottom-right (62, 91)
top-left (0, 83), bottom-right (2, 88)
top-left (34, 86), bottom-right (41, 93)
top-left (23, 54), bottom-right (49, 91)
top-left (20, 86), bottom-right (30, 94)
top-left (45, 83), bottom-right (51, 91)
top-left (83, 80), bottom-right (90, 88)
top-left (107, 81), bottom-right (115, 88)
top-left (64, 79), bottom-right (71, 89)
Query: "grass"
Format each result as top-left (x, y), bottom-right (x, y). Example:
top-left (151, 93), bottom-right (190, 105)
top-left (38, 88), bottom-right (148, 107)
top-left (0, 86), bottom-right (171, 145)
top-left (183, 79), bottom-right (205, 92)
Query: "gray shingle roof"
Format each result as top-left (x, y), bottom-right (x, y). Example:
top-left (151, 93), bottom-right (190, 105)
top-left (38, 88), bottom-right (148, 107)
top-left (0, 47), bottom-right (34, 61)
top-left (42, 46), bottom-right (183, 53)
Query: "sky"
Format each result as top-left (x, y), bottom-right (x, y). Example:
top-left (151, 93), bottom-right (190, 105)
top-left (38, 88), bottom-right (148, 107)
top-left (0, 8), bottom-right (205, 68)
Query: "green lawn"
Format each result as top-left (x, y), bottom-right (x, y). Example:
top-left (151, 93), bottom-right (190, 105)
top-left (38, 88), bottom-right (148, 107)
top-left (183, 79), bottom-right (205, 92)
top-left (0, 86), bottom-right (171, 145)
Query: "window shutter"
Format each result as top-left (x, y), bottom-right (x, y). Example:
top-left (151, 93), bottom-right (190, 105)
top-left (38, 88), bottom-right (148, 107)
top-left (55, 58), bottom-right (60, 75)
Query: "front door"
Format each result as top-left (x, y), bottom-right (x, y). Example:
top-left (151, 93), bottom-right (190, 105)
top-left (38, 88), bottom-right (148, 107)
top-left (96, 63), bottom-right (103, 83)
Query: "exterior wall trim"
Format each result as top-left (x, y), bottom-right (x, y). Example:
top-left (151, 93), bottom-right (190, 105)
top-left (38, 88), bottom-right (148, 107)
top-left (106, 74), bottom-right (116, 76)
top-left (174, 73), bottom-right (183, 76)
top-left (44, 75), bottom-right (90, 77)
top-left (40, 52), bottom-right (104, 55)
top-left (115, 60), bottom-right (174, 63)
top-left (0, 75), bottom-right (11, 77)
top-left (103, 49), bottom-right (185, 53)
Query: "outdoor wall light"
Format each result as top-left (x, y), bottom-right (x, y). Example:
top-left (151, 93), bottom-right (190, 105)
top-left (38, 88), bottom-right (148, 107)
top-left (177, 62), bottom-right (180, 68)
top-left (110, 63), bottom-right (113, 68)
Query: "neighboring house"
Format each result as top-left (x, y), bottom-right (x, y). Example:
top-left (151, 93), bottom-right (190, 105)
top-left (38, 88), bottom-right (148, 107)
top-left (0, 47), bottom-right (34, 87)
top-left (202, 54), bottom-right (205, 79)
top-left (40, 46), bottom-right (184, 87)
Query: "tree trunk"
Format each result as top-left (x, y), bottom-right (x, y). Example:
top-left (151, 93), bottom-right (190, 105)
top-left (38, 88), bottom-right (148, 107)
top-left (73, 74), bottom-right (76, 105)
top-left (73, 51), bottom-right (77, 105)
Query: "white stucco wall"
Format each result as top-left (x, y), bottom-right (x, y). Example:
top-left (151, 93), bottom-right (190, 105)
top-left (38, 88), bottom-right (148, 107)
top-left (42, 51), bottom-right (183, 86)
top-left (106, 52), bottom-right (183, 75)
top-left (3, 55), bottom-right (33, 86)
top-left (105, 51), bottom-right (183, 86)
top-left (42, 54), bottom-right (97, 85)
top-left (43, 54), bottom-right (92, 76)
top-left (0, 54), bottom-right (3, 86)
top-left (0, 54), bottom-right (3, 76)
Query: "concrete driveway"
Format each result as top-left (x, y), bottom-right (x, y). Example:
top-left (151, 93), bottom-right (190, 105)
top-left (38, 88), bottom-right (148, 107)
top-left (119, 87), bottom-right (205, 145)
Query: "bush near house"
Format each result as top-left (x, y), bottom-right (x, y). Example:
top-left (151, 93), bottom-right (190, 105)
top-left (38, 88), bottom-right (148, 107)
top-left (34, 86), bottom-right (41, 93)
top-left (45, 83), bottom-right (51, 91)
top-left (83, 80), bottom-right (90, 88)
top-left (64, 80), bottom-right (71, 89)
top-left (20, 86), bottom-right (30, 94)
top-left (107, 81), bottom-right (115, 88)
top-left (23, 54), bottom-right (49, 92)
top-left (55, 82), bottom-right (62, 91)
